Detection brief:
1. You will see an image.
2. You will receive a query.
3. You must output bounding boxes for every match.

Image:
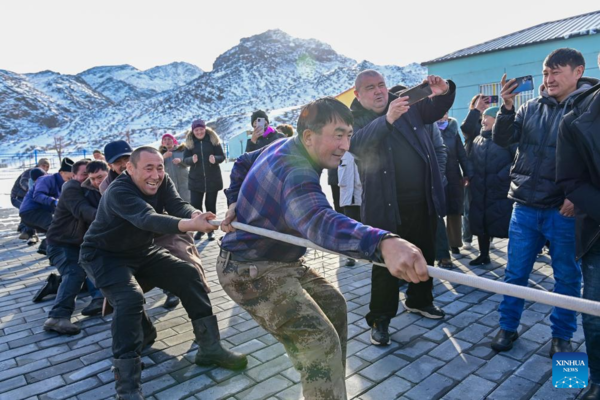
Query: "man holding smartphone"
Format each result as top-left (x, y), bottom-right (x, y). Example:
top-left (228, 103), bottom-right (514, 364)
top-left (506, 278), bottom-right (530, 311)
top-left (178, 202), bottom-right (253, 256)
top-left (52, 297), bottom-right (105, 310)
top-left (245, 110), bottom-right (286, 152)
top-left (491, 48), bottom-right (598, 356)
top-left (350, 69), bottom-right (456, 346)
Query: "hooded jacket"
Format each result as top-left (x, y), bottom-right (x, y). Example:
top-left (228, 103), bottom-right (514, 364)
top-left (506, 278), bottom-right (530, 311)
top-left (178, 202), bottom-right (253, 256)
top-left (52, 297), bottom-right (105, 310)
top-left (350, 82), bottom-right (456, 231)
top-left (159, 143), bottom-right (190, 202)
top-left (183, 128), bottom-right (225, 193)
top-left (492, 77), bottom-right (599, 208)
top-left (557, 81), bottom-right (600, 259)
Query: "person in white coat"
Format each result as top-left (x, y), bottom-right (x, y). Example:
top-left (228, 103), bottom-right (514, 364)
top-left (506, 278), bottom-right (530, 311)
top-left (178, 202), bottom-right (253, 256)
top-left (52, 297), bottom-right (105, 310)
top-left (338, 151), bottom-right (362, 266)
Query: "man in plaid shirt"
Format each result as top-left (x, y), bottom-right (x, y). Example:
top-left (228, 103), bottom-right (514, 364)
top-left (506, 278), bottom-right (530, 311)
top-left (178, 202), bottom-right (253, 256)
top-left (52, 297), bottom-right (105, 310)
top-left (218, 97), bottom-right (429, 400)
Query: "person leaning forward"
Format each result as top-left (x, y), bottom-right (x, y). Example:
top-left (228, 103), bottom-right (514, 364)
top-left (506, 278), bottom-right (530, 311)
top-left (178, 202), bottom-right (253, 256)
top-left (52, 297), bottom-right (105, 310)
top-left (79, 147), bottom-right (247, 400)
top-left (350, 70), bottom-right (455, 346)
top-left (218, 97), bottom-right (430, 400)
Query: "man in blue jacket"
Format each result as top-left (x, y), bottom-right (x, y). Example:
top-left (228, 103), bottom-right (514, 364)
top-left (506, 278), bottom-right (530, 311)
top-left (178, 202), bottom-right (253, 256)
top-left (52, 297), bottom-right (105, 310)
top-left (20, 157), bottom-right (74, 255)
top-left (492, 48), bottom-right (598, 356)
top-left (350, 70), bottom-right (455, 346)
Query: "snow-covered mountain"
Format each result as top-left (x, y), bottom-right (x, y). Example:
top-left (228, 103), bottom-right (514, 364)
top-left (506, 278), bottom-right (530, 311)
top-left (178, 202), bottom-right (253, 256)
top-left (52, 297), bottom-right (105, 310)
top-left (0, 29), bottom-right (426, 153)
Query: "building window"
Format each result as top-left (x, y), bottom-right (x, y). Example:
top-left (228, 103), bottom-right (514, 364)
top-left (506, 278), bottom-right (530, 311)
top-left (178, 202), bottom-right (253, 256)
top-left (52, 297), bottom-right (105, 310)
top-left (479, 82), bottom-right (536, 109)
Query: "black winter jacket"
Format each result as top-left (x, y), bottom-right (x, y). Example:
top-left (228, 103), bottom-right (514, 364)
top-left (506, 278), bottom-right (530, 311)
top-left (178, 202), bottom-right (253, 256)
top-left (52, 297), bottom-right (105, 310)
top-left (557, 82), bottom-right (600, 259)
top-left (461, 109), bottom-right (482, 156)
top-left (441, 118), bottom-right (472, 215)
top-left (46, 180), bottom-right (97, 247)
top-left (350, 82), bottom-right (456, 232)
top-left (492, 77), bottom-right (598, 208)
top-left (10, 168), bottom-right (32, 200)
top-left (469, 130), bottom-right (516, 238)
top-left (245, 130), bottom-right (285, 153)
top-left (184, 131), bottom-right (225, 193)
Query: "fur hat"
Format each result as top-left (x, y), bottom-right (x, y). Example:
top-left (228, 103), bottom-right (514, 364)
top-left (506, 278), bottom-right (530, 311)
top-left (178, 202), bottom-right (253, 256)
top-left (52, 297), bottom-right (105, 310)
top-left (59, 157), bottom-right (75, 172)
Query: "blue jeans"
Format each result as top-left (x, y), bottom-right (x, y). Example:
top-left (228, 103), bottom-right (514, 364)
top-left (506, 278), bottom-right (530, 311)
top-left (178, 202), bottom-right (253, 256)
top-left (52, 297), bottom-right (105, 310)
top-left (499, 204), bottom-right (581, 341)
top-left (47, 244), bottom-right (102, 319)
top-left (581, 239), bottom-right (600, 384)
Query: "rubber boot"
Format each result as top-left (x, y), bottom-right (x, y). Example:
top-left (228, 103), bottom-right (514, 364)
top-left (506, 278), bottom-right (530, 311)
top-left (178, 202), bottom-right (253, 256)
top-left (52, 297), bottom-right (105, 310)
top-left (192, 315), bottom-right (248, 370)
top-left (113, 357), bottom-right (144, 400)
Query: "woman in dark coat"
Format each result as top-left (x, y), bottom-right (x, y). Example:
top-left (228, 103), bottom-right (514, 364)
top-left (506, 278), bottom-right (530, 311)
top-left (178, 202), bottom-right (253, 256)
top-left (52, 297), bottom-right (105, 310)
top-left (184, 119), bottom-right (225, 241)
top-left (468, 106), bottom-right (516, 265)
top-left (460, 94), bottom-right (493, 249)
top-left (438, 113), bottom-right (472, 257)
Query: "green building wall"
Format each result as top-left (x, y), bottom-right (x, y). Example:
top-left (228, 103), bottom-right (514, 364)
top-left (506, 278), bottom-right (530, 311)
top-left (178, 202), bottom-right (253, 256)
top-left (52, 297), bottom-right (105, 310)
top-left (426, 35), bottom-right (600, 136)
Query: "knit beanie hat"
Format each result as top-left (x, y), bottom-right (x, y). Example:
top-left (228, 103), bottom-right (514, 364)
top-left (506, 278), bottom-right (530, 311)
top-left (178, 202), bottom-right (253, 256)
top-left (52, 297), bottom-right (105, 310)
top-left (251, 110), bottom-right (269, 126)
top-left (30, 168), bottom-right (46, 182)
top-left (483, 106), bottom-right (500, 118)
top-left (161, 133), bottom-right (178, 145)
top-left (59, 157), bottom-right (75, 172)
top-left (191, 119), bottom-right (206, 130)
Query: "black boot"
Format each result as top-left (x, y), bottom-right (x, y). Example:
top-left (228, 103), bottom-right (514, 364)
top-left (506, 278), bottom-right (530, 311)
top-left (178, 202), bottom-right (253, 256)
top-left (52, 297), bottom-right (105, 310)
top-left (32, 273), bottom-right (61, 303)
top-left (207, 231), bottom-right (215, 241)
top-left (549, 337), bottom-right (572, 358)
top-left (469, 254), bottom-right (491, 266)
top-left (82, 298), bottom-right (104, 316)
top-left (113, 357), bottom-right (144, 400)
top-left (192, 315), bottom-right (248, 370)
top-left (193, 232), bottom-right (204, 241)
top-left (163, 292), bottom-right (180, 309)
top-left (491, 329), bottom-right (518, 352)
top-left (37, 238), bottom-right (48, 255)
top-left (581, 383), bottom-right (600, 400)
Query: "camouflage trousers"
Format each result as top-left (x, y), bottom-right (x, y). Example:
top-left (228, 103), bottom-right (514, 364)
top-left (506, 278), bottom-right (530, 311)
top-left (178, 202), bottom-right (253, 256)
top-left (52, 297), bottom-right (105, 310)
top-left (217, 252), bottom-right (348, 400)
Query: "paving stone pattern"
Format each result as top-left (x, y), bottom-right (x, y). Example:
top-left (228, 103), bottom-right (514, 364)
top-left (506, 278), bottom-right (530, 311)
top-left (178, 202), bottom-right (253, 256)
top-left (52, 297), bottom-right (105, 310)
top-left (0, 175), bottom-right (588, 399)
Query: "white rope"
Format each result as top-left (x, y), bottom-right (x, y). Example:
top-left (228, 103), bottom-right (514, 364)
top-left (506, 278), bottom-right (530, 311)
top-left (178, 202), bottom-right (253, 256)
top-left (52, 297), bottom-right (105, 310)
top-left (209, 220), bottom-right (600, 317)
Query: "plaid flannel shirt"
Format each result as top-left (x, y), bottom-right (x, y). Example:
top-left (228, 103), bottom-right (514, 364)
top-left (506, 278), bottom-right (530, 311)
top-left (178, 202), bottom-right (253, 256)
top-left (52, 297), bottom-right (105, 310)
top-left (222, 136), bottom-right (388, 262)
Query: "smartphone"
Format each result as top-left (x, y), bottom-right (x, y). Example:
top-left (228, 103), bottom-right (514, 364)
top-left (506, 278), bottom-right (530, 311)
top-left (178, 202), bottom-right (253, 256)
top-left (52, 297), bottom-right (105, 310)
top-left (511, 75), bottom-right (534, 94)
top-left (487, 95), bottom-right (499, 104)
top-left (396, 82), bottom-right (433, 106)
top-left (255, 117), bottom-right (266, 131)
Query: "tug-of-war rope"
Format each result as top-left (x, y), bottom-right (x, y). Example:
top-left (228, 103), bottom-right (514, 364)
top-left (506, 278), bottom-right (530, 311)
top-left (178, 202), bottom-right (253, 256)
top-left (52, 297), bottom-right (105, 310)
top-left (210, 220), bottom-right (600, 318)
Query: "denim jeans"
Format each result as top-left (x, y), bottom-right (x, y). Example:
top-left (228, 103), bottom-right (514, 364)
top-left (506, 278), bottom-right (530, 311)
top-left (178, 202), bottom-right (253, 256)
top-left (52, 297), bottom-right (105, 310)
top-left (499, 204), bottom-right (581, 340)
top-left (47, 244), bottom-right (101, 319)
top-left (581, 239), bottom-right (600, 384)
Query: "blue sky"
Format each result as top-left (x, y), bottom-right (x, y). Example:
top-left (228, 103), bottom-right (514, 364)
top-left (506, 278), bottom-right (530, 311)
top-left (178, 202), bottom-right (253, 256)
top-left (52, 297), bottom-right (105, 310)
top-left (1, 0), bottom-right (597, 74)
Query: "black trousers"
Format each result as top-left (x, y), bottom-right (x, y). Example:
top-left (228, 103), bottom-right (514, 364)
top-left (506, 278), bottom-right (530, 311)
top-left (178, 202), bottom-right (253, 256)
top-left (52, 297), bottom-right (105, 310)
top-left (82, 246), bottom-right (213, 359)
top-left (366, 202), bottom-right (436, 326)
top-left (190, 190), bottom-right (218, 214)
top-left (329, 185), bottom-right (343, 213)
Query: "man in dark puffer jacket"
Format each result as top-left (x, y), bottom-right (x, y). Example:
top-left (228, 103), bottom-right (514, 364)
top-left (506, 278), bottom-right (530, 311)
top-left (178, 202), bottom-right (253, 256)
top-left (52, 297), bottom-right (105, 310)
top-left (556, 52), bottom-right (600, 400)
top-left (491, 48), bottom-right (599, 356)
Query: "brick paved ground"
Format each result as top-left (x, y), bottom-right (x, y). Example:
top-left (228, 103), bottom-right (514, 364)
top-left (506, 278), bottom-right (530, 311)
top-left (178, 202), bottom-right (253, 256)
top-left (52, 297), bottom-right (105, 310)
top-left (0, 176), bottom-right (589, 400)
